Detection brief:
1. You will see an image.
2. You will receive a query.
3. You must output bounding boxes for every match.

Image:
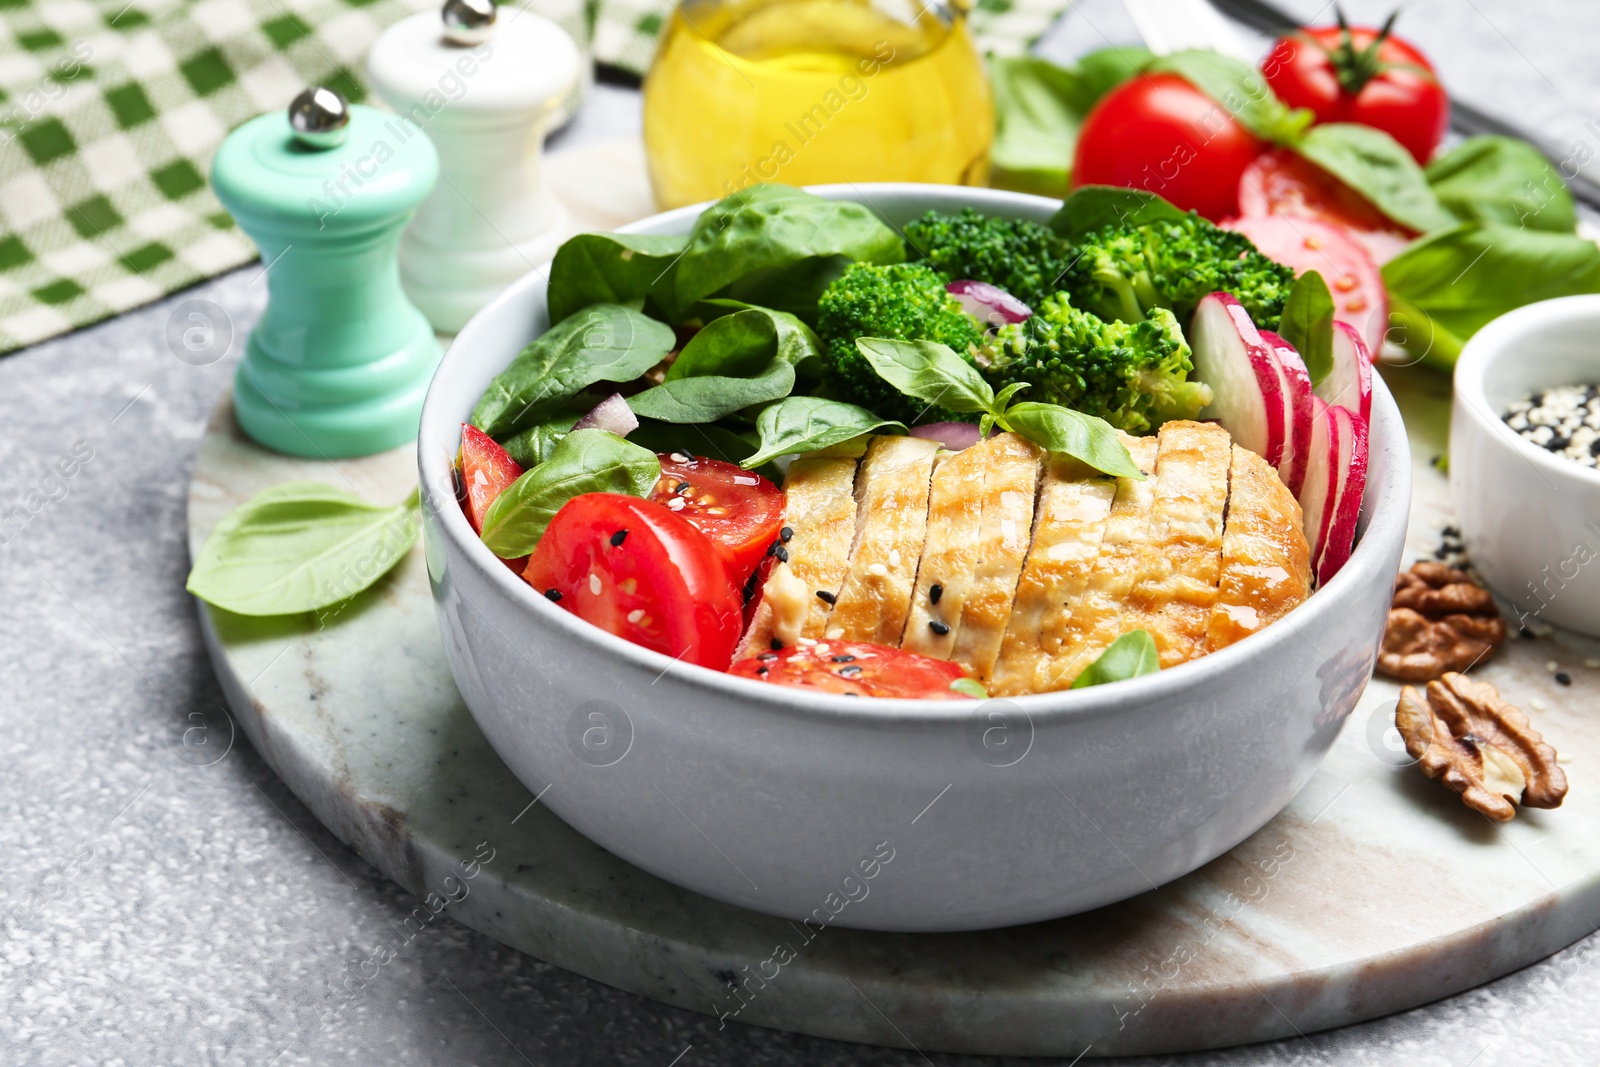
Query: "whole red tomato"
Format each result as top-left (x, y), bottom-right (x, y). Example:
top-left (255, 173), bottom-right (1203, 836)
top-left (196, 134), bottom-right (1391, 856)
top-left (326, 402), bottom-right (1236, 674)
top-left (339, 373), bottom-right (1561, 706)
top-left (1072, 73), bottom-right (1266, 221)
top-left (1261, 16), bottom-right (1449, 164)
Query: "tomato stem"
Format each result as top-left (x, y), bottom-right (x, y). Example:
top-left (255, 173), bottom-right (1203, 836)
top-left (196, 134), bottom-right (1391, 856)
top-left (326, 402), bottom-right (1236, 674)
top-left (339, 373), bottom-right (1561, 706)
top-left (1320, 4), bottom-right (1401, 97)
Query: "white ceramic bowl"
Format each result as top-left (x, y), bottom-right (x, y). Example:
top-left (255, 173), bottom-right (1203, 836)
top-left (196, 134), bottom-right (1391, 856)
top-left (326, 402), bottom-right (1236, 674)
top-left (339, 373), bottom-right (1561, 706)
top-left (418, 185), bottom-right (1412, 932)
top-left (1453, 295), bottom-right (1600, 637)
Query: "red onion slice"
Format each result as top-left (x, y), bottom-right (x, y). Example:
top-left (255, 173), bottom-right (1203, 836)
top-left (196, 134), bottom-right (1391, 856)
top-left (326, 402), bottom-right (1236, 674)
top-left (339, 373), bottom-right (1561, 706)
top-left (910, 421), bottom-right (983, 451)
top-left (947, 279), bottom-right (1031, 327)
top-left (572, 392), bottom-right (639, 437)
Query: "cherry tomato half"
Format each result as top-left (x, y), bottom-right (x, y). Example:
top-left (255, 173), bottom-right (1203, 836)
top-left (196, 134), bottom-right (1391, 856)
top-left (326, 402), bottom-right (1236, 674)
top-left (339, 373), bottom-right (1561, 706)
top-left (524, 493), bottom-right (744, 669)
top-left (1072, 72), bottom-right (1266, 221)
top-left (729, 640), bottom-right (977, 700)
top-left (1237, 148), bottom-right (1415, 265)
top-left (458, 423), bottom-right (523, 533)
top-left (1223, 214), bottom-right (1388, 359)
top-left (1261, 22), bottom-right (1448, 165)
top-left (649, 452), bottom-right (783, 588)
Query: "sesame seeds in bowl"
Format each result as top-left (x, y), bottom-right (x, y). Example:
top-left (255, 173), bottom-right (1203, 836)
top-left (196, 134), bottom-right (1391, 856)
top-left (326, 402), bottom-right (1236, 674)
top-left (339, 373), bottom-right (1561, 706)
top-left (1503, 383), bottom-right (1600, 469)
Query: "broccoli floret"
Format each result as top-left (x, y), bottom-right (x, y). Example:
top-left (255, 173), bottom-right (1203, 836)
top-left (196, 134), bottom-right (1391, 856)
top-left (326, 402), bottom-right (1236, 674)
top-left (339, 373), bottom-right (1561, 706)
top-left (903, 208), bottom-right (1076, 311)
top-left (815, 261), bottom-right (986, 424)
top-left (1064, 215), bottom-right (1296, 329)
top-left (983, 293), bottom-right (1213, 436)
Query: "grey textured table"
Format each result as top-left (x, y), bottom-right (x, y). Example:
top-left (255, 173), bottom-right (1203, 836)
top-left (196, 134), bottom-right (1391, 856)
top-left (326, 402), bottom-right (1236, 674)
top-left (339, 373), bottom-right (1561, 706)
top-left (5, 2), bottom-right (1600, 1063)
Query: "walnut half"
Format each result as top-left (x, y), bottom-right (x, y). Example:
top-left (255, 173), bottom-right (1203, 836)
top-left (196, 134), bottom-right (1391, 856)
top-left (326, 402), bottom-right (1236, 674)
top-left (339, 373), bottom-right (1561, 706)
top-left (1395, 673), bottom-right (1568, 821)
top-left (1378, 562), bottom-right (1506, 682)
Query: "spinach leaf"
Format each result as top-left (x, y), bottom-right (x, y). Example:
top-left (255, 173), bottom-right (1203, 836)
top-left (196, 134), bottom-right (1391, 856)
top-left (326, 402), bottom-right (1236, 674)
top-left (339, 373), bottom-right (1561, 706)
top-left (546, 232), bottom-right (688, 324)
top-left (497, 411), bottom-right (582, 468)
top-left (997, 402), bottom-right (1143, 479)
top-left (715, 254), bottom-right (855, 326)
top-left (1292, 123), bottom-right (1457, 234)
top-left (1382, 222), bottom-right (1600, 368)
top-left (186, 482), bottom-right (418, 616)
top-left (1147, 50), bottom-right (1310, 143)
top-left (854, 337), bottom-right (995, 415)
top-left (479, 430), bottom-right (661, 557)
top-left (1071, 629), bottom-right (1159, 688)
top-left (1277, 270), bottom-right (1336, 386)
top-left (471, 304), bottom-right (675, 438)
top-left (667, 306), bottom-right (821, 379)
top-left (628, 419), bottom-right (781, 481)
top-left (1049, 185), bottom-right (1189, 241)
top-left (669, 185), bottom-right (905, 319)
top-left (1424, 136), bottom-right (1577, 233)
top-left (989, 48), bottom-right (1152, 196)
top-left (627, 358), bottom-right (796, 423)
top-left (742, 396), bottom-right (907, 468)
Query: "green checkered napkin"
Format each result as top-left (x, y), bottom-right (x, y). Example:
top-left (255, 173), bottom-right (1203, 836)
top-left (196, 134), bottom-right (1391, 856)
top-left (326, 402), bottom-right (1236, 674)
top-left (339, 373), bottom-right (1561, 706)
top-left (0, 0), bottom-right (1073, 356)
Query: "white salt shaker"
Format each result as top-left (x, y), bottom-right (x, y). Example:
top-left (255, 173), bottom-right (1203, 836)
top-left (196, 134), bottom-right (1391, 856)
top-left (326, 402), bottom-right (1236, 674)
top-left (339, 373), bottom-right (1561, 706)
top-left (367, 0), bottom-right (582, 333)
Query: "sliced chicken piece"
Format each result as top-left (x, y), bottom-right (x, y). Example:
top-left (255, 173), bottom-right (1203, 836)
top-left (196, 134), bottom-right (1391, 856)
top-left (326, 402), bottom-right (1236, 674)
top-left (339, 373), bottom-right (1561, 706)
top-left (949, 433), bottom-right (1043, 683)
top-left (1029, 433), bottom-right (1161, 691)
top-left (902, 447), bottom-right (988, 661)
top-left (989, 452), bottom-right (1119, 698)
top-left (738, 455), bottom-right (859, 656)
top-left (1204, 445), bottom-right (1313, 652)
top-left (826, 435), bottom-right (940, 645)
top-left (1130, 420), bottom-right (1233, 667)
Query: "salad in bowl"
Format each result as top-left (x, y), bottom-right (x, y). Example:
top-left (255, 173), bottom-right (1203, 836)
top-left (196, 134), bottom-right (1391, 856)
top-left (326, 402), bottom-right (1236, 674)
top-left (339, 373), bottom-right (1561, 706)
top-left (418, 183), bottom-right (1409, 930)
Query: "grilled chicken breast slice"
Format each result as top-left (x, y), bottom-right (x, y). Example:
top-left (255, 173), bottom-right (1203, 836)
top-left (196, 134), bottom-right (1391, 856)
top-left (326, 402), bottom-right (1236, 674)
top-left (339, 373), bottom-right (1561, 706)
top-left (1204, 445), bottom-right (1313, 652)
top-left (1132, 420), bottom-right (1233, 667)
top-left (827, 435), bottom-right (940, 645)
top-left (739, 455), bottom-right (859, 656)
top-left (902, 447), bottom-right (989, 661)
top-left (949, 433), bottom-right (1043, 682)
top-left (990, 452), bottom-right (1119, 697)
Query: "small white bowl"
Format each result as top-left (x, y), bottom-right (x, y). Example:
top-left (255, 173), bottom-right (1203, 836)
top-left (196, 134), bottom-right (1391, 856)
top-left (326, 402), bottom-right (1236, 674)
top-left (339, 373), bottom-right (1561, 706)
top-left (1453, 295), bottom-right (1600, 636)
top-left (418, 184), bottom-right (1412, 932)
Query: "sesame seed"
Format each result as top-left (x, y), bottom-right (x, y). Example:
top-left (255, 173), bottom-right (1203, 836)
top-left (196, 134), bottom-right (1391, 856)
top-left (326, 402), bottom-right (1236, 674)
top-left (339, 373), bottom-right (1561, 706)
top-left (610, 529), bottom-right (628, 547)
top-left (816, 590), bottom-right (837, 605)
top-left (929, 583), bottom-right (943, 604)
top-left (670, 452), bottom-right (690, 464)
top-left (1546, 660), bottom-right (1559, 673)
top-left (758, 651), bottom-right (778, 661)
top-left (929, 620), bottom-right (950, 635)
top-left (1556, 672), bottom-right (1572, 686)
top-left (770, 638), bottom-right (784, 651)
top-left (831, 654), bottom-right (856, 663)
top-left (774, 545), bottom-right (789, 563)
top-left (889, 549), bottom-right (901, 566)
top-left (837, 665), bottom-right (863, 676)
top-left (757, 666), bottom-right (769, 675)
top-left (1586, 658), bottom-right (1600, 669)
top-left (780, 526), bottom-right (793, 542)
top-left (667, 497), bottom-right (686, 510)
top-left (1529, 696), bottom-right (1548, 711)
top-left (868, 563), bottom-right (888, 577)
top-left (627, 608), bottom-right (645, 623)
top-left (589, 574), bottom-right (601, 595)
top-left (825, 627), bottom-right (844, 639)
top-left (797, 637), bottom-right (817, 647)
top-left (544, 588), bottom-right (562, 602)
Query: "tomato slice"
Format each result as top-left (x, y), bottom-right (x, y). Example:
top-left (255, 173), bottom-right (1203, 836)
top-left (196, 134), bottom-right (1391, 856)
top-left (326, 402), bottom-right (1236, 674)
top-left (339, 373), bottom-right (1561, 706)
top-left (729, 640), bottom-right (977, 699)
top-left (1223, 214), bottom-right (1388, 360)
top-left (524, 493), bottom-right (744, 669)
top-left (649, 452), bottom-right (783, 588)
top-left (1237, 149), bottom-right (1415, 264)
top-left (459, 424), bottom-right (523, 532)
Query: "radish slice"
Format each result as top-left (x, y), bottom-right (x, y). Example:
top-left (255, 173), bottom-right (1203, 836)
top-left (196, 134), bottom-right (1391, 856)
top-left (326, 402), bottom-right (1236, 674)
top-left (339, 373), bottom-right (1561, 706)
top-left (947, 280), bottom-right (1032, 327)
top-left (1297, 395), bottom-right (1342, 574)
top-left (1314, 322), bottom-right (1373, 424)
top-left (573, 392), bottom-right (639, 437)
top-left (1190, 292), bottom-right (1285, 466)
top-left (1258, 330), bottom-right (1314, 497)
top-left (910, 421), bottom-right (983, 450)
top-left (1314, 404), bottom-right (1369, 585)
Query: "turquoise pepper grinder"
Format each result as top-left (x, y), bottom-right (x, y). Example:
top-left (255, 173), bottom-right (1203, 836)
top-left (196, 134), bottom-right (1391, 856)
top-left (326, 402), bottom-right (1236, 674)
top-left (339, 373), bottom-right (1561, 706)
top-left (211, 87), bottom-right (442, 458)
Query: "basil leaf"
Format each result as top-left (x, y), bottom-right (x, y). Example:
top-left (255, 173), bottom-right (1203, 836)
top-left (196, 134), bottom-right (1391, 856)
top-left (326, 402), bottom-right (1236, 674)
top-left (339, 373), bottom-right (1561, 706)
top-left (627, 358), bottom-right (796, 423)
top-left (1049, 185), bottom-right (1189, 241)
top-left (546, 232), bottom-right (688, 324)
top-left (186, 482), bottom-right (418, 616)
top-left (479, 430), bottom-right (661, 557)
top-left (1070, 629), bottom-right (1159, 688)
top-left (670, 185), bottom-right (905, 319)
top-left (743, 396), bottom-right (907, 468)
top-left (854, 337), bottom-right (995, 415)
top-left (1277, 270), bottom-right (1336, 386)
top-left (1292, 124), bottom-right (1457, 234)
top-left (988, 48), bottom-right (1152, 196)
top-left (1381, 222), bottom-right (1600, 369)
top-left (998, 402), bottom-right (1142, 479)
top-left (949, 677), bottom-right (989, 699)
top-left (1424, 135), bottom-right (1577, 233)
top-left (1147, 50), bottom-right (1309, 143)
top-left (497, 411), bottom-right (582, 468)
top-left (471, 304), bottom-right (675, 437)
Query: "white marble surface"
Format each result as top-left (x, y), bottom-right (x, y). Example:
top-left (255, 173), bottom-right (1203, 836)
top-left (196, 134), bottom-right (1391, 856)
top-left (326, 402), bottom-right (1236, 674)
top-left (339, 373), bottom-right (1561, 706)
top-left (7, 2), bottom-right (1600, 1060)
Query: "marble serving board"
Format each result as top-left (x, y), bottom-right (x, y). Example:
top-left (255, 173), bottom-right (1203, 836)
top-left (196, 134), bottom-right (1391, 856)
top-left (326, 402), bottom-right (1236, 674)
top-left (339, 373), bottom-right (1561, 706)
top-left (185, 142), bottom-right (1600, 1057)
